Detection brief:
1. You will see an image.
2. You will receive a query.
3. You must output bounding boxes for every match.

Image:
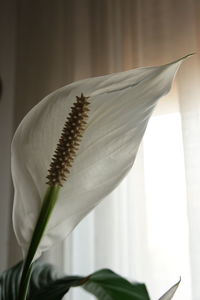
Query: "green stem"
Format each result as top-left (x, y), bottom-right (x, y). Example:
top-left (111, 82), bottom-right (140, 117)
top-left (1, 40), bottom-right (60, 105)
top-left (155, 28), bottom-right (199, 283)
top-left (18, 185), bottom-right (60, 300)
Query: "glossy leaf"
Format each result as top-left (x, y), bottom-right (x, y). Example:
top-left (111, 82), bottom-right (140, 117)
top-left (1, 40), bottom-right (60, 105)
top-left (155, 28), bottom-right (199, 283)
top-left (83, 269), bottom-right (150, 300)
top-left (0, 261), bottom-right (84, 300)
top-left (0, 261), bottom-right (151, 300)
top-left (0, 260), bottom-right (181, 300)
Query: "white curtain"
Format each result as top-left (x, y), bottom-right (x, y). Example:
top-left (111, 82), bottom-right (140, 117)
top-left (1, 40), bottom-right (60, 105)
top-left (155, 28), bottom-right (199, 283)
top-left (1, 1), bottom-right (200, 300)
top-left (58, 1), bottom-right (200, 300)
top-left (63, 93), bottom-right (194, 300)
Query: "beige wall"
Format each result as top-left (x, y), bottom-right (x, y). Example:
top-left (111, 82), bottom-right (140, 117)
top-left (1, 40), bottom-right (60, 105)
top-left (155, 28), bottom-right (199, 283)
top-left (0, 0), bottom-right (20, 271)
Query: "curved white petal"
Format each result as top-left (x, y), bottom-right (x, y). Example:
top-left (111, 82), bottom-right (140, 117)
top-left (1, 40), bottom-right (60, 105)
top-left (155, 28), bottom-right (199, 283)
top-left (11, 56), bottom-right (188, 258)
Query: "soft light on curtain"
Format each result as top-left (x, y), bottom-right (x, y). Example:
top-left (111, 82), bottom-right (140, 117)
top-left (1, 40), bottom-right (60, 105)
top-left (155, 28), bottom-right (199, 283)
top-left (64, 95), bottom-right (193, 300)
top-left (1, 1), bottom-right (200, 300)
top-left (56, 1), bottom-right (199, 300)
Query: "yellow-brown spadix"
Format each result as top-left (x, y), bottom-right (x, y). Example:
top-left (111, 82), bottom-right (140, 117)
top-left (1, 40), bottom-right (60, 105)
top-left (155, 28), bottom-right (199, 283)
top-left (11, 56), bottom-right (189, 259)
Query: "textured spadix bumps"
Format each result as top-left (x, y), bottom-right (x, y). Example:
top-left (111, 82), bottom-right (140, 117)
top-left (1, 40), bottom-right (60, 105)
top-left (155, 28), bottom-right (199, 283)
top-left (12, 56), bottom-right (188, 258)
top-left (46, 93), bottom-right (90, 186)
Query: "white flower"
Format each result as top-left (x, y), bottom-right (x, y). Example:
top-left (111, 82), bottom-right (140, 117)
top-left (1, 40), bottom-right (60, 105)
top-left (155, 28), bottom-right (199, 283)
top-left (11, 56), bottom-right (189, 259)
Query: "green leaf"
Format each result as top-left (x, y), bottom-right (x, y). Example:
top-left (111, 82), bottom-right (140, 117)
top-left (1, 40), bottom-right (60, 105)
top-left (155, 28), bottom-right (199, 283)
top-left (0, 261), bottom-right (85, 300)
top-left (29, 264), bottom-right (85, 300)
top-left (158, 279), bottom-right (181, 300)
top-left (0, 261), bottom-right (22, 300)
top-left (0, 262), bottom-right (150, 300)
top-left (83, 269), bottom-right (150, 300)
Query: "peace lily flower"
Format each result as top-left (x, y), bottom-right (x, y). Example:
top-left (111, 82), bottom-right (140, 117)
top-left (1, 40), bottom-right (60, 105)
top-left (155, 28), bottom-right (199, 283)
top-left (12, 55), bottom-right (190, 264)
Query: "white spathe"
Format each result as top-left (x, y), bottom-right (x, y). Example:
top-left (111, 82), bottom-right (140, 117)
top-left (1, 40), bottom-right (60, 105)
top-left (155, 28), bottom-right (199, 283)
top-left (11, 56), bottom-right (188, 259)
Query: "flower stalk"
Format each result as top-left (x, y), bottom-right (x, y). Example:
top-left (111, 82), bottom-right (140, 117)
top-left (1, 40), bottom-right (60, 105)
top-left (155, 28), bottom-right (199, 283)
top-left (18, 94), bottom-right (90, 300)
top-left (18, 185), bottom-right (60, 300)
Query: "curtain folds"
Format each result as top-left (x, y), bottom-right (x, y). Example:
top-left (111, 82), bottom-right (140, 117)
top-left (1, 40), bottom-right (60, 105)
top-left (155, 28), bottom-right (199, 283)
top-left (2, 1), bottom-right (200, 300)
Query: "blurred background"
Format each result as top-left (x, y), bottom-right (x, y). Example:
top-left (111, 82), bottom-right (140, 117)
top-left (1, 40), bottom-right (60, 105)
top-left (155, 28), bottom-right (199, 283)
top-left (0, 0), bottom-right (200, 299)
